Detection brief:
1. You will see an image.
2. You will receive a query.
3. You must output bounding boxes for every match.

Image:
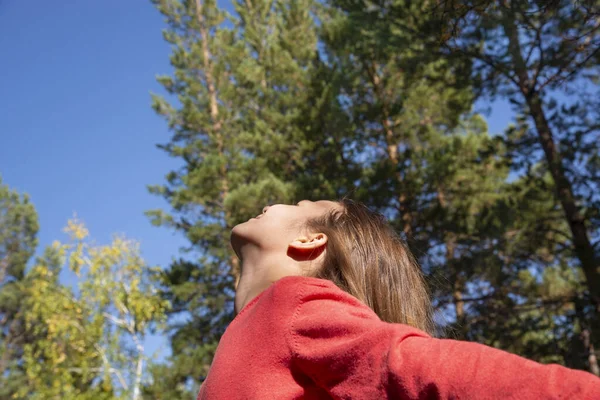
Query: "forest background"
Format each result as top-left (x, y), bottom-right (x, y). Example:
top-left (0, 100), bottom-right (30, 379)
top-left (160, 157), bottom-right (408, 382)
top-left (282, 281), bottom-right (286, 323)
top-left (1, 0), bottom-right (599, 399)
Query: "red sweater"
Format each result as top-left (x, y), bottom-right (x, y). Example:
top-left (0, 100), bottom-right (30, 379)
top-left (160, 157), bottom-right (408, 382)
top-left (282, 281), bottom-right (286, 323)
top-left (198, 276), bottom-right (600, 399)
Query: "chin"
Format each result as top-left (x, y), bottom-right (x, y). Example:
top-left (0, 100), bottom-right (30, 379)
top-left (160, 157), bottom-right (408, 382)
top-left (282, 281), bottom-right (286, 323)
top-left (231, 216), bottom-right (260, 235)
top-left (230, 222), bottom-right (250, 250)
top-left (230, 222), bottom-right (244, 239)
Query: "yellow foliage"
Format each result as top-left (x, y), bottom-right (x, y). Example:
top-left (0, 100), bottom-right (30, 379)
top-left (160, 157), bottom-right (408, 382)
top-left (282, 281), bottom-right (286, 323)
top-left (64, 217), bottom-right (89, 241)
top-left (20, 216), bottom-right (172, 399)
top-left (55, 352), bottom-right (66, 365)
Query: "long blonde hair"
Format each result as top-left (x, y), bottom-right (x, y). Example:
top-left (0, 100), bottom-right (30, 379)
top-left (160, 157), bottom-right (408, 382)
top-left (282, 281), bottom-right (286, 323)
top-left (305, 198), bottom-right (434, 334)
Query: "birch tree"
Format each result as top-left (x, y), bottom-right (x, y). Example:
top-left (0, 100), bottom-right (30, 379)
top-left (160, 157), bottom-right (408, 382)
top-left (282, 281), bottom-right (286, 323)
top-left (20, 218), bottom-right (170, 400)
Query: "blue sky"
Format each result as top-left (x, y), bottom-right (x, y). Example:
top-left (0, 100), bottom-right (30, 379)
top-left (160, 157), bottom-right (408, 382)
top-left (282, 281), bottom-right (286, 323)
top-left (0, 0), bottom-right (189, 362)
top-left (0, 0), bottom-right (185, 267)
top-left (0, 0), bottom-right (513, 364)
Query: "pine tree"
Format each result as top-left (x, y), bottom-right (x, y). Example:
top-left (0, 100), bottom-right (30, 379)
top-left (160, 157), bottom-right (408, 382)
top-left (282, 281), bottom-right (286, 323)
top-left (418, 116), bottom-right (511, 340)
top-left (433, 0), bottom-right (600, 374)
top-left (147, 0), bottom-right (324, 395)
top-left (316, 0), bottom-right (594, 371)
top-left (316, 0), bottom-right (474, 241)
top-left (148, 0), bottom-right (599, 389)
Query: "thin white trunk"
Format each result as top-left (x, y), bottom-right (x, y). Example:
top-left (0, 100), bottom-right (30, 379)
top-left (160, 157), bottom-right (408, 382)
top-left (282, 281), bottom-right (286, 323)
top-left (131, 334), bottom-right (144, 400)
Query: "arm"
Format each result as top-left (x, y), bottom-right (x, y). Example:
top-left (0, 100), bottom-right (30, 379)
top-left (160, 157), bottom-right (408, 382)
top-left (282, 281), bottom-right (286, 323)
top-left (386, 334), bottom-right (600, 399)
top-left (287, 283), bottom-right (600, 399)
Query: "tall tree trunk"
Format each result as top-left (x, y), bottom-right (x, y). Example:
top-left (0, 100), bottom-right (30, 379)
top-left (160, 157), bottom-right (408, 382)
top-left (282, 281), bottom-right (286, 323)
top-left (364, 60), bottom-right (414, 239)
top-left (502, 7), bottom-right (600, 312)
top-left (447, 232), bottom-right (467, 340)
top-left (575, 297), bottom-right (600, 376)
top-left (196, 0), bottom-right (237, 284)
top-left (581, 329), bottom-right (600, 377)
top-left (438, 188), bottom-right (466, 339)
top-left (525, 96), bottom-right (600, 308)
top-left (452, 280), bottom-right (466, 339)
top-left (502, 7), bottom-right (600, 375)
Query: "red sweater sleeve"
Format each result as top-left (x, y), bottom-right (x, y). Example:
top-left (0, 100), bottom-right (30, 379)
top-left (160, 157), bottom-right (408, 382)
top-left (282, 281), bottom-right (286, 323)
top-left (287, 281), bottom-right (600, 399)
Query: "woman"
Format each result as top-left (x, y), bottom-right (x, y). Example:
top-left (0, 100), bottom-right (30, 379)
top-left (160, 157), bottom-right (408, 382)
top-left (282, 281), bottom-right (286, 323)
top-left (198, 199), bottom-right (600, 399)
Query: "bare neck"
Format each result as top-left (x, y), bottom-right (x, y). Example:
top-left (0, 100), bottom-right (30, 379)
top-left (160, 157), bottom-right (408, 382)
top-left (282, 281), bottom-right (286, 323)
top-left (234, 247), bottom-right (302, 314)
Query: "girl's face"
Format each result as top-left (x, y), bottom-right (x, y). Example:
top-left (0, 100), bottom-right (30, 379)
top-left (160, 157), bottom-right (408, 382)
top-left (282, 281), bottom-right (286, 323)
top-left (231, 200), bottom-right (339, 258)
top-left (230, 200), bottom-right (341, 312)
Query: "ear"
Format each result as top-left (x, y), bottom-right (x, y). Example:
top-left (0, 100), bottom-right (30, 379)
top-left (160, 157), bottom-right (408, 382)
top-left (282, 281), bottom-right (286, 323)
top-left (287, 233), bottom-right (328, 261)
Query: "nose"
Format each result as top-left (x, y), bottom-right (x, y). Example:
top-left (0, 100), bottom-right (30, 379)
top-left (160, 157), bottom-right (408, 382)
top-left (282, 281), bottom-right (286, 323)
top-left (262, 205), bottom-right (270, 214)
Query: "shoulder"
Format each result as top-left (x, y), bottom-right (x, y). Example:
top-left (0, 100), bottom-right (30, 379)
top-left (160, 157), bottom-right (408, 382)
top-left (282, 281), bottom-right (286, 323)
top-left (280, 277), bottom-right (395, 395)
top-left (272, 277), bottom-right (383, 344)
top-left (258, 276), bottom-right (381, 340)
